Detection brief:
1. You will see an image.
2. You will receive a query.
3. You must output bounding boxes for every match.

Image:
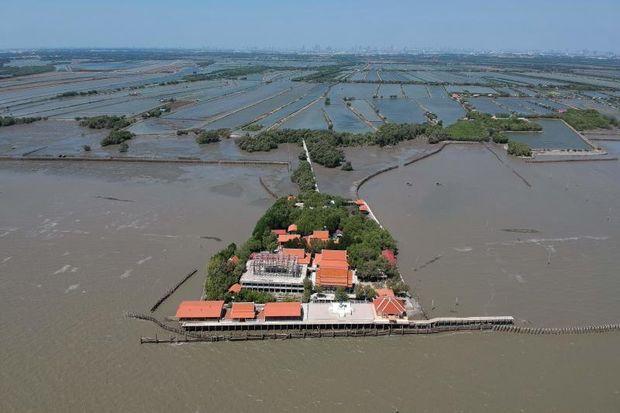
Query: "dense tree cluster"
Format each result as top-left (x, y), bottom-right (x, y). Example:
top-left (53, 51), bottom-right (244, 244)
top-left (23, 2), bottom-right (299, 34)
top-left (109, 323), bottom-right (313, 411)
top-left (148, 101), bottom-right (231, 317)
top-left (354, 284), bottom-right (378, 301)
top-left (141, 106), bottom-right (170, 119)
top-left (230, 289), bottom-right (275, 304)
top-left (507, 141), bottom-right (532, 157)
top-left (241, 123), bottom-right (263, 132)
top-left (78, 115), bottom-right (131, 130)
top-left (56, 90), bottom-right (98, 98)
top-left (558, 109), bottom-right (618, 131)
top-left (492, 133), bottom-right (509, 144)
top-left (101, 130), bottom-right (135, 146)
top-left (291, 161), bottom-right (316, 192)
top-left (195, 128), bottom-right (230, 144)
top-left (203, 243), bottom-right (243, 301)
top-left (0, 116), bottom-right (42, 127)
top-left (374, 123), bottom-right (444, 146)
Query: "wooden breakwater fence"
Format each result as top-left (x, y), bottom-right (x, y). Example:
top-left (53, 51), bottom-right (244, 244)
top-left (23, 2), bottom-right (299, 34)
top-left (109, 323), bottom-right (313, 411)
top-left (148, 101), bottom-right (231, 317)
top-left (0, 155), bottom-right (290, 167)
top-left (492, 324), bottom-right (620, 335)
top-left (149, 269), bottom-right (198, 313)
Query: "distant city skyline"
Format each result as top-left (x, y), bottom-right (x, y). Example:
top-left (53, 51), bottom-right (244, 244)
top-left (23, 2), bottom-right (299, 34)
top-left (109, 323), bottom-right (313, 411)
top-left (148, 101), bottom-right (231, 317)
top-left (2, 0), bottom-right (619, 54)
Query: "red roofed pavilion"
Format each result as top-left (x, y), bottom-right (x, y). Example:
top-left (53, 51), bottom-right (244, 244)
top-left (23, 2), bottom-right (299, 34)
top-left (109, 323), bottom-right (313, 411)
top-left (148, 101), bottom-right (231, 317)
top-left (373, 296), bottom-right (406, 318)
top-left (263, 302), bottom-right (302, 320)
top-left (175, 300), bottom-right (224, 320)
top-left (230, 302), bottom-right (256, 320)
top-left (381, 249), bottom-right (397, 267)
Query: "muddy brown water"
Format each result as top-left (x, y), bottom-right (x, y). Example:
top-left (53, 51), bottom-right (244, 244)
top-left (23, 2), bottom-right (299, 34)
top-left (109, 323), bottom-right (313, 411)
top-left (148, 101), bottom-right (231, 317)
top-left (360, 144), bottom-right (620, 327)
top-left (1, 152), bottom-right (620, 412)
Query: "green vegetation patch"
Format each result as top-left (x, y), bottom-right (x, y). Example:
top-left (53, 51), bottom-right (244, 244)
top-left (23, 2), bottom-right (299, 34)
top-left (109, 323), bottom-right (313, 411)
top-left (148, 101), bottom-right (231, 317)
top-left (196, 128), bottom-right (230, 144)
top-left (507, 141), bottom-right (532, 157)
top-left (101, 130), bottom-right (135, 147)
top-left (558, 109), bottom-right (619, 131)
top-left (241, 123), bottom-right (263, 132)
top-left (291, 160), bottom-right (316, 192)
top-left (56, 90), bottom-right (98, 99)
top-left (0, 116), bottom-right (42, 127)
top-left (78, 115), bottom-right (131, 130)
top-left (445, 119), bottom-right (490, 141)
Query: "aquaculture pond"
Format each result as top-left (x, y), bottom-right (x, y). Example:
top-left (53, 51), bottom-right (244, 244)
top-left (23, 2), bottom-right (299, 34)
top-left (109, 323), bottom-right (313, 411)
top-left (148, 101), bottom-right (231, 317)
top-left (324, 101), bottom-right (372, 133)
top-left (507, 119), bottom-right (592, 150)
top-left (374, 99), bottom-right (426, 124)
top-left (416, 97), bottom-right (466, 125)
top-left (349, 99), bottom-right (383, 122)
top-left (258, 84), bottom-right (328, 128)
top-left (469, 98), bottom-right (508, 115)
top-left (279, 100), bottom-right (328, 130)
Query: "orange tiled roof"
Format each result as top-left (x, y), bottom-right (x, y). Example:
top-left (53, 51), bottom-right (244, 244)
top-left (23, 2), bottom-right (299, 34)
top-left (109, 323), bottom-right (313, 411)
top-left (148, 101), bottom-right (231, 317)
top-left (287, 224), bottom-right (298, 233)
top-left (230, 302), bottom-right (256, 319)
top-left (311, 230), bottom-right (330, 241)
top-left (359, 204), bottom-right (369, 213)
top-left (278, 234), bottom-right (301, 244)
top-left (272, 229), bottom-right (287, 236)
top-left (316, 267), bottom-right (353, 288)
top-left (264, 302), bottom-right (302, 318)
top-left (320, 259), bottom-right (348, 270)
top-left (282, 248), bottom-right (311, 265)
top-left (228, 283), bottom-right (242, 294)
top-left (321, 249), bottom-right (347, 261)
top-left (373, 296), bottom-right (406, 317)
top-left (355, 199), bottom-right (366, 206)
top-left (175, 300), bottom-right (224, 319)
top-left (313, 253), bottom-right (322, 267)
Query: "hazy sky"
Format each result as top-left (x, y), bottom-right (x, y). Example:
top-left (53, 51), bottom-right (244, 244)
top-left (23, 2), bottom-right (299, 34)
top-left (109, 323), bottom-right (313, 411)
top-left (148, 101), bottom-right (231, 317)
top-left (1, 0), bottom-right (619, 53)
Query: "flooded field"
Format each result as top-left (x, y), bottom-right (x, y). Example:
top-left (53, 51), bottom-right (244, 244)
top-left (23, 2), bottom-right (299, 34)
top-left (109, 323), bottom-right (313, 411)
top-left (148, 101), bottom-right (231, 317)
top-left (361, 144), bottom-right (620, 327)
top-left (508, 119), bottom-right (593, 150)
top-left (1, 157), bottom-right (620, 412)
